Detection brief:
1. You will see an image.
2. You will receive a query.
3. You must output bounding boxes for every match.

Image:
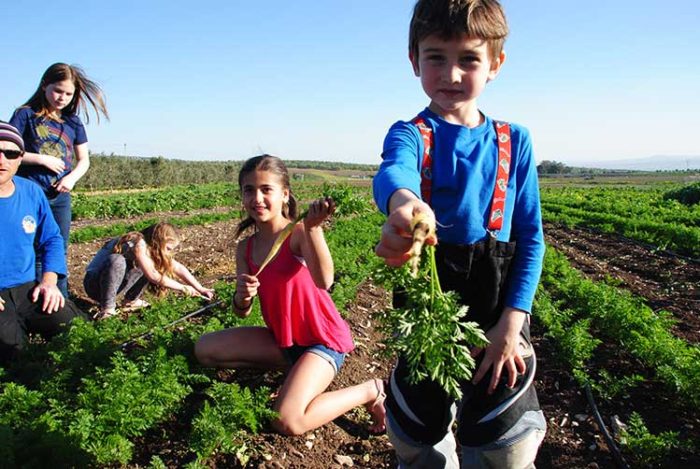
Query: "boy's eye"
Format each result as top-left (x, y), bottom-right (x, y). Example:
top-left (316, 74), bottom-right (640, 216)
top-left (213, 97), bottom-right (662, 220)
top-left (425, 54), bottom-right (445, 63)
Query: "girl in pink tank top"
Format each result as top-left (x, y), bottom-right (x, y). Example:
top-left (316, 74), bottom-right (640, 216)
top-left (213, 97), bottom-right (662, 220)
top-left (195, 155), bottom-right (386, 435)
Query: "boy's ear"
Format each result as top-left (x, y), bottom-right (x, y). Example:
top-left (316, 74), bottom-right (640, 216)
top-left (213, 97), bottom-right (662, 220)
top-left (487, 50), bottom-right (507, 82)
top-left (409, 51), bottom-right (420, 77)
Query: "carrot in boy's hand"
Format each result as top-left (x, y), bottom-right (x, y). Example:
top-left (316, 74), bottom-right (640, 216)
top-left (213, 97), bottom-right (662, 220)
top-left (409, 212), bottom-right (436, 277)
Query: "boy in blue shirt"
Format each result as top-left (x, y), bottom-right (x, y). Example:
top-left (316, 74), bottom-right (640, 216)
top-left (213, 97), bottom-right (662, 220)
top-left (373, 0), bottom-right (546, 467)
top-left (0, 122), bottom-right (86, 364)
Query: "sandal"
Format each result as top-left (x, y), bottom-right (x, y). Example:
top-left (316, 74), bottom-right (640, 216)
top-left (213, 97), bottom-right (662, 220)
top-left (93, 308), bottom-right (118, 321)
top-left (121, 299), bottom-right (150, 311)
top-left (365, 378), bottom-right (387, 434)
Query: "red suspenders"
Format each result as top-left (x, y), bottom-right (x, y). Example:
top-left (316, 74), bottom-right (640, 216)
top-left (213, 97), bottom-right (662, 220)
top-left (411, 117), bottom-right (512, 233)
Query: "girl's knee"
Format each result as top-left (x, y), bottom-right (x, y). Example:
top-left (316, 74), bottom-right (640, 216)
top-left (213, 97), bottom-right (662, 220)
top-left (194, 336), bottom-right (214, 366)
top-left (273, 413), bottom-right (306, 436)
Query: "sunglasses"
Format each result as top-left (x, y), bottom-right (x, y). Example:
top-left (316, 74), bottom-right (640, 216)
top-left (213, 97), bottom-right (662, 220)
top-left (0, 149), bottom-right (24, 160)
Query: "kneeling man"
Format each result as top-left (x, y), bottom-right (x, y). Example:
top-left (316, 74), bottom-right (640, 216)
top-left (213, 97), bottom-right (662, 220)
top-left (0, 122), bottom-right (86, 364)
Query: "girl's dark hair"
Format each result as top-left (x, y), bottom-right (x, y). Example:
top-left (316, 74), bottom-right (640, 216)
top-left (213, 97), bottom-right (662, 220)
top-left (21, 63), bottom-right (109, 124)
top-left (235, 154), bottom-right (298, 238)
top-left (114, 222), bottom-right (179, 296)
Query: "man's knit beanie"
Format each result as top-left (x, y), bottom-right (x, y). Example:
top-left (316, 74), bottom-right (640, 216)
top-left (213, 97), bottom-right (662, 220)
top-left (0, 121), bottom-right (25, 152)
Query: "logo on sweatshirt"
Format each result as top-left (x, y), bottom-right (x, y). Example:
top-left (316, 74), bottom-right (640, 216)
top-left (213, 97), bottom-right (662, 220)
top-left (22, 216), bottom-right (37, 234)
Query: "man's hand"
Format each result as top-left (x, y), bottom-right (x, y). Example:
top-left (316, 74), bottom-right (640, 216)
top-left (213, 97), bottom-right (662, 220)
top-left (471, 308), bottom-right (528, 394)
top-left (32, 280), bottom-right (65, 314)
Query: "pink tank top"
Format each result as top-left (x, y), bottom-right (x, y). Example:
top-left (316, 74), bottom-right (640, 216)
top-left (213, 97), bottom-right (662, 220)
top-left (246, 234), bottom-right (354, 353)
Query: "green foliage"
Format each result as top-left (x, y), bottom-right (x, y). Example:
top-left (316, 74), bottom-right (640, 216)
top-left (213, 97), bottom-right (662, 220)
top-left (73, 183), bottom-right (238, 220)
top-left (71, 210), bottom-right (239, 244)
top-left (541, 186), bottom-right (700, 256)
top-left (663, 181), bottom-right (700, 206)
top-left (539, 247), bottom-right (700, 408)
top-left (80, 154), bottom-right (376, 190)
top-left (621, 412), bottom-right (690, 465)
top-left (80, 155), bottom-right (241, 190)
top-left (321, 182), bottom-right (373, 216)
top-left (189, 382), bottom-right (275, 465)
top-left (591, 370), bottom-right (643, 400)
top-left (375, 245), bottom-right (488, 399)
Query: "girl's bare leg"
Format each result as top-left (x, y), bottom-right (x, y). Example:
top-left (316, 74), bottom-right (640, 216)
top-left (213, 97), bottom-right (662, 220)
top-left (194, 326), bottom-right (286, 369)
top-left (273, 352), bottom-right (386, 435)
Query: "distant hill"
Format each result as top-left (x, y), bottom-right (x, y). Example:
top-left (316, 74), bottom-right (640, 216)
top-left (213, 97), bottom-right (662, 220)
top-left (567, 155), bottom-right (700, 171)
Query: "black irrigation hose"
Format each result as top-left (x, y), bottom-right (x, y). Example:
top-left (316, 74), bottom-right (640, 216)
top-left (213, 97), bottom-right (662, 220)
top-left (584, 383), bottom-right (630, 469)
top-left (119, 299), bottom-right (224, 350)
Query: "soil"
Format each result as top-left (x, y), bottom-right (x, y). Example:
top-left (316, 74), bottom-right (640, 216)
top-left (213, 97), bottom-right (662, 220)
top-left (66, 219), bottom-right (700, 468)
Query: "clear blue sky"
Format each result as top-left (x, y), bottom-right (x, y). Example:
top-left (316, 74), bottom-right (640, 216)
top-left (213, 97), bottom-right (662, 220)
top-left (3, 0), bottom-right (698, 165)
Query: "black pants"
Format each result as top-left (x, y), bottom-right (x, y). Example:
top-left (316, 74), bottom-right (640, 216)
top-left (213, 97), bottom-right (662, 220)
top-left (0, 281), bottom-right (87, 363)
top-left (386, 239), bottom-right (541, 446)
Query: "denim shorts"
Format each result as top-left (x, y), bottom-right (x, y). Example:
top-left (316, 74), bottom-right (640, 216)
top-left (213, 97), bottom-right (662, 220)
top-left (281, 344), bottom-right (346, 375)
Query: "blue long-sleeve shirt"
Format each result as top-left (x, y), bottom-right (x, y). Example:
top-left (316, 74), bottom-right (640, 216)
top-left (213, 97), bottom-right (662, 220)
top-left (0, 177), bottom-right (66, 290)
top-left (373, 108), bottom-right (544, 313)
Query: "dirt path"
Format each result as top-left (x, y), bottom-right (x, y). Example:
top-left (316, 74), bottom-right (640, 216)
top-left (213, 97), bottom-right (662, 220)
top-left (66, 219), bottom-right (699, 467)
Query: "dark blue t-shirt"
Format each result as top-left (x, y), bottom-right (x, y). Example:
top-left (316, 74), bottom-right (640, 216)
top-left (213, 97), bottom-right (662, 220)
top-left (9, 107), bottom-right (88, 194)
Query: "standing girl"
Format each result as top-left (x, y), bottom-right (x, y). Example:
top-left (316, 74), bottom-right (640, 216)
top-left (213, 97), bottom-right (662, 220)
top-left (10, 63), bottom-right (109, 296)
top-left (83, 222), bottom-right (215, 320)
top-left (195, 155), bottom-right (386, 435)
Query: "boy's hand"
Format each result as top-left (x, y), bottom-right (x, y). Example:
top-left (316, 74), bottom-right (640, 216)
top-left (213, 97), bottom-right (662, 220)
top-left (304, 197), bottom-right (336, 229)
top-left (0, 296), bottom-right (5, 312)
top-left (471, 308), bottom-right (527, 394)
top-left (375, 192), bottom-right (436, 266)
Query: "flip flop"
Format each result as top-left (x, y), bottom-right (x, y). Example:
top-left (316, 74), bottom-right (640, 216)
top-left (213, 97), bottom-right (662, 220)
top-left (121, 299), bottom-right (151, 311)
top-left (93, 308), bottom-right (118, 321)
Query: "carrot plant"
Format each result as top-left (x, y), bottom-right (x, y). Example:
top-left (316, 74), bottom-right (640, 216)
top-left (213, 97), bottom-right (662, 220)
top-left (375, 217), bottom-right (488, 399)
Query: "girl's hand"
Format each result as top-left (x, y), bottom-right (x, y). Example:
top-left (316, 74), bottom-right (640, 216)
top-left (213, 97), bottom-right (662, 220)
top-left (182, 285), bottom-right (199, 297)
top-left (199, 287), bottom-right (215, 300)
top-left (54, 173), bottom-right (77, 193)
top-left (42, 156), bottom-right (66, 174)
top-left (304, 197), bottom-right (336, 229)
top-left (235, 273), bottom-right (259, 302)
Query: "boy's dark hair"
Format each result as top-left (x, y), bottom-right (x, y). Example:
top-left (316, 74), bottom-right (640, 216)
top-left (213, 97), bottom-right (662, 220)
top-left (409, 0), bottom-right (509, 62)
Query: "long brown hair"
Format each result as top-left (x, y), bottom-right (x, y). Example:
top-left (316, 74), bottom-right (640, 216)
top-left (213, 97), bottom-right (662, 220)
top-left (21, 63), bottom-right (109, 124)
top-left (114, 222), bottom-right (179, 295)
top-left (235, 154), bottom-right (298, 238)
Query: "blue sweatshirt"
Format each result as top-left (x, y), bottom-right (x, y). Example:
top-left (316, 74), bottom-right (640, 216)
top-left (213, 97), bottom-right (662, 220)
top-left (373, 108), bottom-right (544, 313)
top-left (0, 177), bottom-right (66, 290)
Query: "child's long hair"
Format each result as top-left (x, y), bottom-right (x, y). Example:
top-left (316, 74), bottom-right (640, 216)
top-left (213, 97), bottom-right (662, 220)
top-left (114, 222), bottom-right (179, 295)
top-left (235, 154), bottom-right (298, 238)
top-left (21, 63), bottom-right (109, 124)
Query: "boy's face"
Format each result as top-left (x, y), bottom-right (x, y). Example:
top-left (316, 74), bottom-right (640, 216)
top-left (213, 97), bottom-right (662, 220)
top-left (410, 34), bottom-right (505, 123)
